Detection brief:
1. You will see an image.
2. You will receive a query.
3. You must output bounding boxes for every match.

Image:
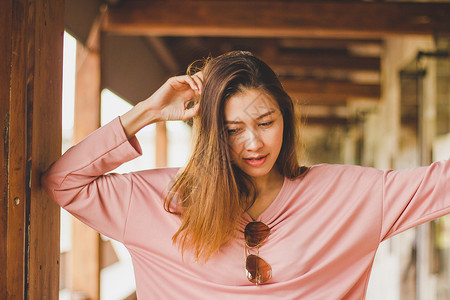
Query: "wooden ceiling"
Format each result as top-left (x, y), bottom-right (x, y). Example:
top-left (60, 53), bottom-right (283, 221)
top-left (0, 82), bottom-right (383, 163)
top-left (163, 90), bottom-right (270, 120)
top-left (65, 0), bottom-right (450, 126)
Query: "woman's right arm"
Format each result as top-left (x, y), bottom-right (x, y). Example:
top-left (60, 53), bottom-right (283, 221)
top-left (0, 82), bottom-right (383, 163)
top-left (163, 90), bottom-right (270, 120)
top-left (41, 117), bottom-right (144, 242)
top-left (41, 73), bottom-right (203, 241)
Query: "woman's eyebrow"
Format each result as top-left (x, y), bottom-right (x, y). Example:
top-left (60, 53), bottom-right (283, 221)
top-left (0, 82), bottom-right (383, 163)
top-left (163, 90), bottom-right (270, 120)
top-left (225, 110), bottom-right (276, 124)
top-left (255, 109), bottom-right (276, 120)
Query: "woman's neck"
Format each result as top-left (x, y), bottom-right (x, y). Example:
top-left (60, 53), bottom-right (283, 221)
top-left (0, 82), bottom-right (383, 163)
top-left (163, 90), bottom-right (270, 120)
top-left (247, 169), bottom-right (284, 220)
top-left (253, 168), bottom-right (284, 194)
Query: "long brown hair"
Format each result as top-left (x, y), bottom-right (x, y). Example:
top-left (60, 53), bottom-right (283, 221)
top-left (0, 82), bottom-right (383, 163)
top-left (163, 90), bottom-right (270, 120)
top-left (164, 51), bottom-right (308, 261)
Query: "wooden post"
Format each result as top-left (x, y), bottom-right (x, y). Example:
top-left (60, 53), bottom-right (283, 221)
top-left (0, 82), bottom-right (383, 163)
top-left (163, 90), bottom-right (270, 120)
top-left (146, 36), bottom-right (173, 169)
top-left (6, 0), bottom-right (28, 297)
top-left (73, 40), bottom-right (101, 144)
top-left (0, 0), bottom-right (15, 298)
top-left (156, 122), bottom-right (168, 167)
top-left (0, 0), bottom-right (63, 298)
top-left (28, 0), bottom-right (64, 297)
top-left (71, 37), bottom-right (102, 300)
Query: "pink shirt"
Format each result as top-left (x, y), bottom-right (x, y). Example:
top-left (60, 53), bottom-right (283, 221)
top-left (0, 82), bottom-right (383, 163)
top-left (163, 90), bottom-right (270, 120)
top-left (42, 117), bottom-right (450, 299)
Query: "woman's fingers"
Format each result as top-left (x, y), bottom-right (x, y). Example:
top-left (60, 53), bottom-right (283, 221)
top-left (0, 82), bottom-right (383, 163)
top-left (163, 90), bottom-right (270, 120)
top-left (184, 73), bottom-right (202, 119)
top-left (169, 75), bottom-right (195, 92)
top-left (193, 71), bottom-right (203, 81)
top-left (170, 73), bottom-right (203, 95)
top-left (179, 75), bottom-right (200, 93)
top-left (182, 102), bottom-right (200, 120)
top-left (158, 73), bottom-right (203, 121)
top-left (191, 72), bottom-right (203, 93)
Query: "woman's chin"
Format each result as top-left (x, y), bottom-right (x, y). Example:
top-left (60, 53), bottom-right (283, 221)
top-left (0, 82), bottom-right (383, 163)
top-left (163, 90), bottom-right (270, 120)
top-left (242, 166), bottom-right (278, 180)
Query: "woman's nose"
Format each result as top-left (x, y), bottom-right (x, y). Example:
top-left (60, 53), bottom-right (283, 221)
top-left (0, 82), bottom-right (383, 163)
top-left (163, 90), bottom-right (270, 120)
top-left (243, 129), bottom-right (263, 151)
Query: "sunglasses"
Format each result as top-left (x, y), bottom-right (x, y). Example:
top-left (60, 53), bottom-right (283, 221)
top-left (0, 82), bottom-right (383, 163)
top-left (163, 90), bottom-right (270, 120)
top-left (244, 221), bottom-right (272, 285)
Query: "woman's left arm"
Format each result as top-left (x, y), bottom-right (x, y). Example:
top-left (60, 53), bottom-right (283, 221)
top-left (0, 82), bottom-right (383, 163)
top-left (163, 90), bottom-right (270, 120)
top-left (380, 159), bottom-right (450, 241)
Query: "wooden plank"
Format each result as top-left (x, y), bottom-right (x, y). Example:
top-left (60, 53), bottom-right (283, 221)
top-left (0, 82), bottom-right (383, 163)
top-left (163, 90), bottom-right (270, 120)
top-left (71, 37), bottom-right (101, 300)
top-left (64, 0), bottom-right (103, 45)
top-left (0, 0), bottom-right (13, 298)
top-left (71, 219), bottom-right (100, 300)
top-left (296, 105), bottom-right (356, 126)
top-left (291, 94), bottom-right (349, 106)
top-left (146, 37), bottom-right (180, 74)
top-left (279, 38), bottom-right (382, 50)
top-left (104, 1), bottom-right (450, 38)
top-left (59, 251), bottom-right (70, 290)
top-left (73, 42), bottom-right (101, 143)
top-left (100, 239), bottom-right (119, 270)
top-left (7, 0), bottom-right (29, 297)
top-left (102, 35), bottom-right (170, 105)
top-left (269, 52), bottom-right (380, 73)
top-left (155, 122), bottom-right (168, 168)
top-left (303, 116), bottom-right (350, 127)
top-left (28, 0), bottom-right (64, 298)
top-left (69, 9), bottom-right (108, 299)
top-left (282, 79), bottom-right (380, 103)
top-left (162, 37), bottom-right (380, 73)
top-left (124, 291), bottom-right (137, 300)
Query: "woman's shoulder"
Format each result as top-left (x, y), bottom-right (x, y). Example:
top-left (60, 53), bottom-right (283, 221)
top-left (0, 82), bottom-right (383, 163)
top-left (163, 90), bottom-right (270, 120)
top-left (132, 167), bottom-right (181, 181)
top-left (309, 163), bottom-right (381, 172)
top-left (125, 167), bottom-right (182, 197)
top-left (290, 163), bottom-right (383, 184)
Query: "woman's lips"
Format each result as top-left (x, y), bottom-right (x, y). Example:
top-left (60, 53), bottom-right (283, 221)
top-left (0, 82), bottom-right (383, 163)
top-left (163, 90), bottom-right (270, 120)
top-left (243, 154), bottom-right (268, 167)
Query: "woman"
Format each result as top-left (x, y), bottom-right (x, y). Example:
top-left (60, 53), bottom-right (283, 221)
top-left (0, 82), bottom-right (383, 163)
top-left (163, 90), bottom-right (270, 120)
top-left (42, 51), bottom-right (450, 299)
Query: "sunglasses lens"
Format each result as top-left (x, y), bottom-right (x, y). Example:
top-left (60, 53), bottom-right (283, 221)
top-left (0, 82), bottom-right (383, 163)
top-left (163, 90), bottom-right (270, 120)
top-left (246, 254), bottom-right (272, 284)
top-left (244, 222), bottom-right (270, 247)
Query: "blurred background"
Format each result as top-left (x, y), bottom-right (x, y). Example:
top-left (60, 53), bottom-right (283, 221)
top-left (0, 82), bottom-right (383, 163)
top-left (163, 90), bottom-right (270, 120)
top-left (59, 1), bottom-right (450, 299)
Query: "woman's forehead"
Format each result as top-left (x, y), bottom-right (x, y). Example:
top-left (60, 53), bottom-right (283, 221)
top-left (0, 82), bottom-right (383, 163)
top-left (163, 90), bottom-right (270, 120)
top-left (224, 89), bottom-right (279, 119)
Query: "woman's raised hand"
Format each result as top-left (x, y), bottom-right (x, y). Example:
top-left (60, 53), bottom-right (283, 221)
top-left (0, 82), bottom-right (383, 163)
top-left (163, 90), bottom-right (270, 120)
top-left (120, 72), bottom-right (203, 138)
top-left (148, 72), bottom-right (203, 122)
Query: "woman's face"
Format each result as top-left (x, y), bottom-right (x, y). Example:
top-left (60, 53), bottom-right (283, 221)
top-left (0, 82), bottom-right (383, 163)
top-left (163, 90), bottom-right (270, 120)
top-left (224, 88), bottom-right (284, 179)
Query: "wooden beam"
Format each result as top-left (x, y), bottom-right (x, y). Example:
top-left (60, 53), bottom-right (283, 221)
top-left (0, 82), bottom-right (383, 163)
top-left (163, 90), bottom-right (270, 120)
top-left (72, 37), bottom-right (101, 300)
top-left (2, 1), bottom-right (28, 299)
top-left (71, 218), bottom-right (100, 300)
top-left (73, 41), bottom-right (101, 143)
top-left (297, 105), bottom-right (361, 126)
top-left (292, 94), bottom-right (349, 106)
top-left (146, 36), bottom-right (180, 74)
top-left (282, 79), bottom-right (380, 104)
top-left (103, 1), bottom-right (450, 38)
top-left (124, 291), bottom-right (138, 300)
top-left (1, 0), bottom-right (63, 298)
top-left (70, 7), bottom-right (106, 299)
top-left (155, 122), bottom-right (168, 168)
top-left (1, 0), bottom-right (14, 298)
top-left (279, 38), bottom-right (382, 49)
top-left (302, 116), bottom-right (350, 127)
top-left (28, 0), bottom-right (64, 298)
top-left (100, 239), bottom-right (120, 270)
top-left (269, 52), bottom-right (380, 73)
top-left (101, 35), bottom-right (170, 105)
top-left (64, 0), bottom-right (103, 45)
top-left (193, 37), bottom-right (380, 72)
top-left (7, 0), bottom-right (28, 297)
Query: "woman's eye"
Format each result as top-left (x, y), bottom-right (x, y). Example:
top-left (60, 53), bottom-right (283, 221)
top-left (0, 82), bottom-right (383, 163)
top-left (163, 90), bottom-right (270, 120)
top-left (259, 121), bottom-right (273, 127)
top-left (227, 128), bottom-right (240, 135)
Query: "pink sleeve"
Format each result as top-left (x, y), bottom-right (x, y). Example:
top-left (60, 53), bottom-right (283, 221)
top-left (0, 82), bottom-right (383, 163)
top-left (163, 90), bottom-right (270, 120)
top-left (381, 159), bottom-right (450, 241)
top-left (41, 117), bottom-right (142, 242)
